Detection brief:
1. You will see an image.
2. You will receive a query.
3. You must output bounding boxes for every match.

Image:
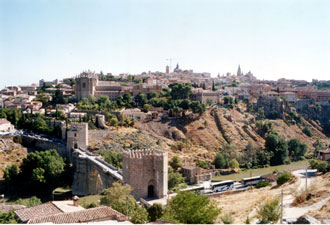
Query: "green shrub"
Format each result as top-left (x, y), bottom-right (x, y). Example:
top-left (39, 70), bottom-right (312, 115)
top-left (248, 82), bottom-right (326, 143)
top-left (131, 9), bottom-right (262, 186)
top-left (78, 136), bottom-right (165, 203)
top-left (257, 197), bottom-right (280, 223)
top-left (221, 212), bottom-right (234, 224)
top-left (276, 173), bottom-right (293, 185)
top-left (309, 159), bottom-right (330, 173)
top-left (256, 181), bottom-right (271, 189)
top-left (147, 203), bottom-right (164, 222)
top-left (303, 126), bottom-right (312, 137)
top-left (196, 160), bottom-right (209, 169)
top-left (168, 172), bottom-right (185, 190)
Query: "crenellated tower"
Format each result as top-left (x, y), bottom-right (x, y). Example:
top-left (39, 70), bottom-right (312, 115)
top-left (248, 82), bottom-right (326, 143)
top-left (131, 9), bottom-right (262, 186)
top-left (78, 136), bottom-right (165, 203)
top-left (122, 149), bottom-right (168, 199)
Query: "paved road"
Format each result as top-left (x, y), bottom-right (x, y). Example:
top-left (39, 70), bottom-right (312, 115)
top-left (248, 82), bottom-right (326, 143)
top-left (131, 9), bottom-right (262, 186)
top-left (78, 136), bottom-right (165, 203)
top-left (282, 169), bottom-right (329, 220)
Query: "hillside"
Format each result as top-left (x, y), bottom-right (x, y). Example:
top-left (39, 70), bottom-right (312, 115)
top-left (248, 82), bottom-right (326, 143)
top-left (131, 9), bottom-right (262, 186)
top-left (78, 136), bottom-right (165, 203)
top-left (135, 103), bottom-right (329, 164)
top-left (0, 137), bottom-right (28, 177)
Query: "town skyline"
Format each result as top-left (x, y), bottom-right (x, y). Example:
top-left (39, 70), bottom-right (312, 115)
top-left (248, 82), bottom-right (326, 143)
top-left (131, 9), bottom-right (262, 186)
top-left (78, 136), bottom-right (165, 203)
top-left (0, 63), bottom-right (328, 89)
top-left (1, 0), bottom-right (330, 89)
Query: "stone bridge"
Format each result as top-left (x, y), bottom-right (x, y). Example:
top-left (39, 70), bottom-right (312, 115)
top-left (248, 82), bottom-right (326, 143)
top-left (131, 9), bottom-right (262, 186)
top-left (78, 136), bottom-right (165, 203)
top-left (71, 148), bottom-right (123, 196)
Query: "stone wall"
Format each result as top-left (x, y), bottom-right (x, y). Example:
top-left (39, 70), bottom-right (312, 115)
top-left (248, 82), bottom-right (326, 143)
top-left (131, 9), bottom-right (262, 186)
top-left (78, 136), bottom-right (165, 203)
top-left (256, 96), bottom-right (290, 119)
top-left (71, 150), bottom-right (120, 196)
top-left (21, 135), bottom-right (67, 158)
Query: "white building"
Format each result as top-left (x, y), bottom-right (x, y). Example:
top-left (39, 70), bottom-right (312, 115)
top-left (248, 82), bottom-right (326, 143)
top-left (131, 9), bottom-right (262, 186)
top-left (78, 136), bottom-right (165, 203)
top-left (0, 119), bottom-right (15, 134)
top-left (120, 108), bottom-right (146, 121)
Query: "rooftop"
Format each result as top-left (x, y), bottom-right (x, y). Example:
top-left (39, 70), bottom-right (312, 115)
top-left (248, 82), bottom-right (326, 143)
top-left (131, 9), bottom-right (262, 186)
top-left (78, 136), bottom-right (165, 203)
top-left (27, 206), bottom-right (127, 224)
top-left (0, 118), bottom-right (11, 125)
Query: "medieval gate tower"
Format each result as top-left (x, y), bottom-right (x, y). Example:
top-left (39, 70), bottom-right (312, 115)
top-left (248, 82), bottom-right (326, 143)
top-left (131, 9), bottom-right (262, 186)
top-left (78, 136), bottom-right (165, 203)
top-left (67, 123), bottom-right (88, 161)
top-left (123, 149), bottom-right (168, 199)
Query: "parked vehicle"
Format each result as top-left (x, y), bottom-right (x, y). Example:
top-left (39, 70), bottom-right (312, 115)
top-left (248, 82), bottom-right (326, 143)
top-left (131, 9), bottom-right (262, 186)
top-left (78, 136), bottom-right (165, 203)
top-left (241, 176), bottom-right (265, 186)
top-left (211, 180), bottom-right (235, 192)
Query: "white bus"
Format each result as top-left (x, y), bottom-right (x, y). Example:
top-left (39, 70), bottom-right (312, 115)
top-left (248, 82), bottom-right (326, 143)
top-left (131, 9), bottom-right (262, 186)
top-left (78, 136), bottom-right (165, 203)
top-left (211, 180), bottom-right (235, 192)
top-left (180, 186), bottom-right (205, 194)
top-left (241, 176), bottom-right (265, 186)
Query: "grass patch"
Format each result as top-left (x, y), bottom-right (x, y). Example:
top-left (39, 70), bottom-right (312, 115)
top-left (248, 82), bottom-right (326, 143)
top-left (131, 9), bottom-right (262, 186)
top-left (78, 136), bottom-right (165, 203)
top-left (78, 195), bottom-right (102, 208)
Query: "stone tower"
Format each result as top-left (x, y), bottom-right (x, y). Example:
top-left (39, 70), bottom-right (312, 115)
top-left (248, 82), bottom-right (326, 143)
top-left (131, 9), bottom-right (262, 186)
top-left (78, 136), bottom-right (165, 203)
top-left (75, 72), bottom-right (97, 100)
top-left (166, 65), bottom-right (170, 74)
top-left (67, 123), bottom-right (88, 161)
top-left (122, 149), bottom-right (168, 199)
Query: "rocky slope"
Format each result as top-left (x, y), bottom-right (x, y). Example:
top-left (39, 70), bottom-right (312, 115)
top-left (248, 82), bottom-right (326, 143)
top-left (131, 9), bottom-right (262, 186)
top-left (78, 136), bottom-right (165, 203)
top-left (135, 103), bottom-right (329, 163)
top-left (0, 137), bottom-right (28, 177)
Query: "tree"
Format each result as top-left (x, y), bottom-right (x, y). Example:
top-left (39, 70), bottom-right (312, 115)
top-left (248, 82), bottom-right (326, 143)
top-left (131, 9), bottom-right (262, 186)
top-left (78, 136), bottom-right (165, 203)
top-left (257, 197), bottom-right (280, 223)
top-left (265, 133), bottom-right (288, 166)
top-left (98, 150), bottom-right (123, 168)
top-left (134, 93), bottom-right (147, 107)
top-left (147, 91), bottom-right (158, 100)
top-left (196, 160), bottom-right (209, 169)
top-left (229, 159), bottom-right (240, 171)
top-left (168, 171), bottom-right (186, 190)
top-left (32, 117), bottom-right (50, 133)
top-left (160, 191), bottom-right (220, 224)
top-left (97, 95), bottom-right (110, 106)
top-left (303, 126), bottom-right (312, 137)
top-left (110, 117), bottom-right (119, 127)
top-left (276, 172), bottom-right (293, 185)
top-left (122, 93), bottom-right (131, 105)
top-left (189, 101), bottom-right (206, 115)
top-left (88, 95), bottom-right (97, 104)
top-left (147, 203), bottom-right (164, 222)
top-left (288, 139), bottom-right (307, 161)
top-left (214, 152), bottom-right (228, 169)
top-left (169, 156), bottom-right (182, 171)
top-left (169, 83), bottom-right (192, 100)
top-left (0, 211), bottom-right (20, 224)
top-left (20, 150), bottom-right (65, 188)
top-left (100, 182), bottom-right (148, 224)
top-left (3, 164), bottom-right (19, 184)
top-left (257, 108), bottom-right (265, 120)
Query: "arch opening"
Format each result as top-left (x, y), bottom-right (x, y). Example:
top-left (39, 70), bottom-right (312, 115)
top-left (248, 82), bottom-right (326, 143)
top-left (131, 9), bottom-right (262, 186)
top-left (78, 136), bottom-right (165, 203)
top-left (148, 185), bottom-right (154, 198)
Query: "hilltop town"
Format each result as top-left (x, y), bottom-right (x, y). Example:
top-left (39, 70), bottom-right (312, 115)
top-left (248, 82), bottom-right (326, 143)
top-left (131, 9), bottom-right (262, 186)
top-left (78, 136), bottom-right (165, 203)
top-left (0, 65), bottom-right (330, 224)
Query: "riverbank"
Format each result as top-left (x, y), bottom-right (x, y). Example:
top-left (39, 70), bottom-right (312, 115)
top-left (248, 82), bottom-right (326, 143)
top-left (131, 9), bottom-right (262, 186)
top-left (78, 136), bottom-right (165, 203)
top-left (213, 160), bottom-right (309, 181)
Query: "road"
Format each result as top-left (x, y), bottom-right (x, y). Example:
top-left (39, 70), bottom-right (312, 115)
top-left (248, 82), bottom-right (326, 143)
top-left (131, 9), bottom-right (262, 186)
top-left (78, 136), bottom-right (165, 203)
top-left (282, 169), bottom-right (330, 221)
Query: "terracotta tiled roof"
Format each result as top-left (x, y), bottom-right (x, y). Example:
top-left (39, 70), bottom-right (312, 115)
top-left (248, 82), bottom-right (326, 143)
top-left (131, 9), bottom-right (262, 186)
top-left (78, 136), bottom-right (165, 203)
top-left (0, 203), bottom-right (25, 212)
top-left (15, 202), bottom-right (62, 222)
top-left (27, 206), bottom-right (127, 224)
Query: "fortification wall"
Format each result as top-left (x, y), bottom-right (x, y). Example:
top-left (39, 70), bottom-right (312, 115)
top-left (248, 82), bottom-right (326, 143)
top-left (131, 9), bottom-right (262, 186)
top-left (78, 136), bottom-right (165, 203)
top-left (21, 135), bottom-right (67, 158)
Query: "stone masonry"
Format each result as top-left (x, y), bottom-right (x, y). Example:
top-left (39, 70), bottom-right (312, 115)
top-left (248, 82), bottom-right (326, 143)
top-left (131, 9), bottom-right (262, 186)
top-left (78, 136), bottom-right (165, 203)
top-left (122, 149), bottom-right (168, 199)
top-left (67, 123), bottom-right (88, 161)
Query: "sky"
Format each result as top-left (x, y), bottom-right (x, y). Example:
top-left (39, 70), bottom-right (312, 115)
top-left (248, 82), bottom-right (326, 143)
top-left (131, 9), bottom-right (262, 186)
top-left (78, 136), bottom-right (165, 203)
top-left (0, 0), bottom-right (330, 89)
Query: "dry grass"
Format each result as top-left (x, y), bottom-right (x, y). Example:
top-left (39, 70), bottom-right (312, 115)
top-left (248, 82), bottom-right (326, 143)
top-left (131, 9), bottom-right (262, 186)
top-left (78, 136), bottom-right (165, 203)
top-left (210, 180), bottom-right (299, 224)
top-left (0, 137), bottom-right (27, 177)
top-left (307, 200), bottom-right (330, 221)
top-left (294, 173), bottom-right (330, 207)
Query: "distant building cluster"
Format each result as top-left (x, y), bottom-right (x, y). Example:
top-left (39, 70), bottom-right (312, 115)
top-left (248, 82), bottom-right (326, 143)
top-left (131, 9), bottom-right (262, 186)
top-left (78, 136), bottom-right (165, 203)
top-left (1, 64), bottom-right (330, 120)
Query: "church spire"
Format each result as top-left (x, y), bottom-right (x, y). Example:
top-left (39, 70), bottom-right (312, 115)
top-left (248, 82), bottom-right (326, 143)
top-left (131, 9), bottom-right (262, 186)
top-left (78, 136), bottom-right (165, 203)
top-left (237, 65), bottom-right (242, 76)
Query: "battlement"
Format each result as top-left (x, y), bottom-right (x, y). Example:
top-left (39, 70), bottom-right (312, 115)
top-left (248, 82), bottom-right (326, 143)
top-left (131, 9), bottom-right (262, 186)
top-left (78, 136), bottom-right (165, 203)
top-left (78, 71), bottom-right (98, 79)
top-left (123, 149), bottom-right (166, 159)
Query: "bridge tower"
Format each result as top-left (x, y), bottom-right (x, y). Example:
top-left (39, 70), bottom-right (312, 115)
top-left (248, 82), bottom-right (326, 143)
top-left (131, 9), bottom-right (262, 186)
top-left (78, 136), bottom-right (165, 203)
top-left (122, 149), bottom-right (168, 199)
top-left (66, 122), bottom-right (88, 161)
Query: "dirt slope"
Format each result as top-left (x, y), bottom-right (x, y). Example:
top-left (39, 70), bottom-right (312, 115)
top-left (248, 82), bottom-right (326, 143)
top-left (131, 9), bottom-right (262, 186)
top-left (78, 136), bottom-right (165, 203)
top-left (0, 137), bottom-right (28, 177)
top-left (135, 104), bottom-right (329, 163)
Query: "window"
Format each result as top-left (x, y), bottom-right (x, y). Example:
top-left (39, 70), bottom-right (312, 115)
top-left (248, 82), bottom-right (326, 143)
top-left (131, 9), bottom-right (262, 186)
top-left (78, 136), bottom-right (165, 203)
top-left (82, 82), bottom-right (86, 88)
